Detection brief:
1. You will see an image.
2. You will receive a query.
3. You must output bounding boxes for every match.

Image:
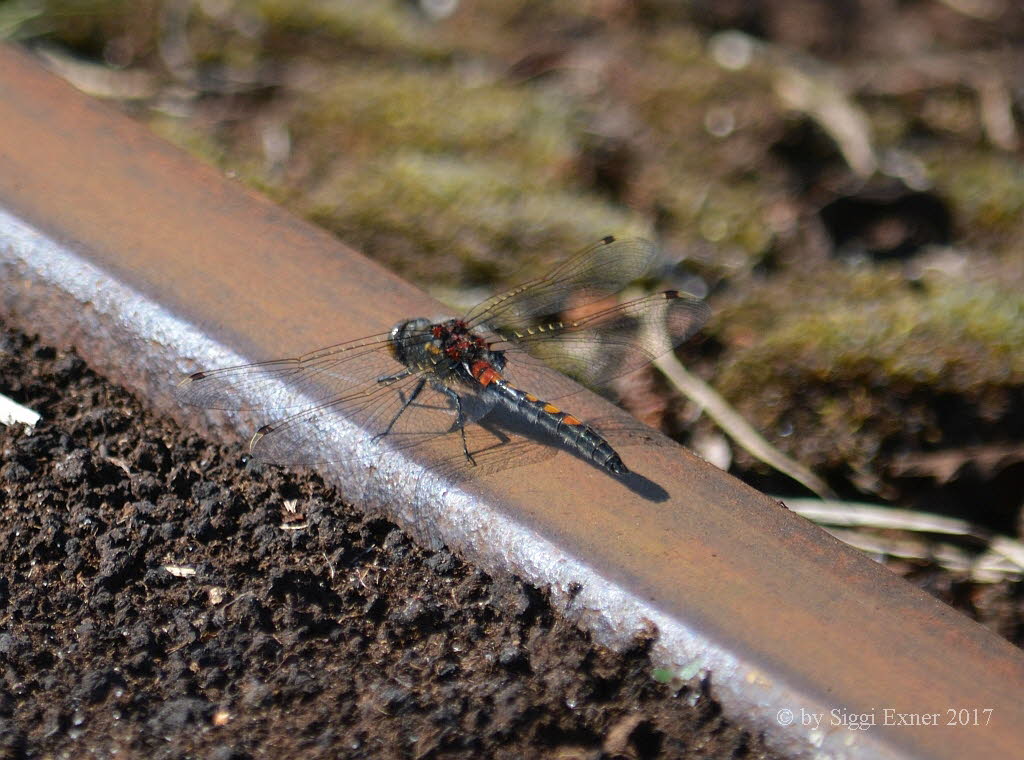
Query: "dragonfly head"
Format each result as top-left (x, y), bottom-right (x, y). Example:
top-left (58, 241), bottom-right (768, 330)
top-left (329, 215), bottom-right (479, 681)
top-left (388, 317), bottom-right (432, 365)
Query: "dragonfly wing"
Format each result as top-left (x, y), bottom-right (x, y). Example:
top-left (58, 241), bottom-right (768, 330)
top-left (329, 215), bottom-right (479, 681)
top-left (247, 370), bottom-right (497, 466)
top-left (494, 345), bottom-right (590, 402)
top-left (175, 332), bottom-right (402, 412)
top-left (490, 290), bottom-right (710, 390)
top-left (464, 236), bottom-right (658, 331)
top-left (177, 331), bottom-right (499, 466)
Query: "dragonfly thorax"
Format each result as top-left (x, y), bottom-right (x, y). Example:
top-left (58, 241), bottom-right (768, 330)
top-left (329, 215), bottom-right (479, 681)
top-left (388, 317), bottom-right (506, 384)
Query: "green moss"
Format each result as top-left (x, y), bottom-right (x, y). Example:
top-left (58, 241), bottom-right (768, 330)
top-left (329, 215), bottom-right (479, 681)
top-left (254, 0), bottom-right (450, 60)
top-left (713, 270), bottom-right (1024, 468)
top-left (3, 0), bottom-right (156, 51)
top-left (0, 0), bottom-right (47, 41)
top-left (147, 115), bottom-right (228, 168)
top-left (294, 65), bottom-right (579, 176)
top-left (303, 150), bottom-right (648, 285)
top-left (924, 148), bottom-right (1024, 248)
top-left (647, 26), bottom-right (706, 69)
top-left (652, 176), bottom-right (778, 280)
top-left (720, 276), bottom-right (1024, 393)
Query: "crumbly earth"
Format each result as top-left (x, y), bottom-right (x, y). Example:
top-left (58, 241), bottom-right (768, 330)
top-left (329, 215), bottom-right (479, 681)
top-left (0, 324), bottom-right (785, 759)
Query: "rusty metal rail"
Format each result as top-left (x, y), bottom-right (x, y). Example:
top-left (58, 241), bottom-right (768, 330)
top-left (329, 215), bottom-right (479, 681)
top-left (1, 45), bottom-right (1021, 759)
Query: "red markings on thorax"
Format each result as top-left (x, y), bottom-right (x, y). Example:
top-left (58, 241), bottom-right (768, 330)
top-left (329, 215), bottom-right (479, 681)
top-left (435, 320), bottom-right (489, 362)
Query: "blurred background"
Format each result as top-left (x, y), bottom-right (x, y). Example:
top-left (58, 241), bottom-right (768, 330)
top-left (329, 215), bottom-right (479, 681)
top-left (5, 0), bottom-right (1023, 635)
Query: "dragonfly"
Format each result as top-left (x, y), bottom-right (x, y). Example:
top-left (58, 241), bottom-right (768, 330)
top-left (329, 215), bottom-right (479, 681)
top-left (176, 236), bottom-right (710, 476)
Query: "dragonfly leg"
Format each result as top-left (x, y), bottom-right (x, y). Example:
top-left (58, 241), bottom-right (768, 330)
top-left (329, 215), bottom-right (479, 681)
top-left (439, 385), bottom-right (477, 466)
top-left (376, 367), bottom-right (413, 385)
top-left (372, 376), bottom-right (426, 442)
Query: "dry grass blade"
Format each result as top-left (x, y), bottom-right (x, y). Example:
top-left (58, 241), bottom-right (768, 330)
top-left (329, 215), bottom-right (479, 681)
top-left (656, 352), bottom-right (834, 498)
top-left (788, 498), bottom-right (1024, 583)
top-left (770, 56), bottom-right (878, 177)
top-left (821, 527), bottom-right (1021, 583)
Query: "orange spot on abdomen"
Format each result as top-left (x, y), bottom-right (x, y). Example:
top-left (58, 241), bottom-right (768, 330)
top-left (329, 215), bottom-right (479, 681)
top-left (471, 360), bottom-right (501, 386)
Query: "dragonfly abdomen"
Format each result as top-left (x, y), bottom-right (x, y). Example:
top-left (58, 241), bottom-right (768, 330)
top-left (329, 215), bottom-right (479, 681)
top-left (490, 381), bottom-right (628, 475)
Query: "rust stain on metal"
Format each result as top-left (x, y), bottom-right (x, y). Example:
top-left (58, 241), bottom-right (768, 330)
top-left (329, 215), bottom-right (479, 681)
top-left (1, 45), bottom-right (1022, 759)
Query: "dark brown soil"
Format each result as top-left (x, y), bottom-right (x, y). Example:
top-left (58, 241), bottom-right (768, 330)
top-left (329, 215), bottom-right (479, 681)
top-left (0, 323), bottom-right (784, 759)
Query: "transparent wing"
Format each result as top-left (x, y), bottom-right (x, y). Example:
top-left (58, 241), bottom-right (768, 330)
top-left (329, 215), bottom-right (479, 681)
top-left (176, 332), bottom-right (495, 466)
top-left (489, 290), bottom-right (710, 391)
top-left (175, 332), bottom-right (401, 411)
top-left (245, 371), bottom-right (496, 466)
top-left (463, 236), bottom-right (658, 331)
